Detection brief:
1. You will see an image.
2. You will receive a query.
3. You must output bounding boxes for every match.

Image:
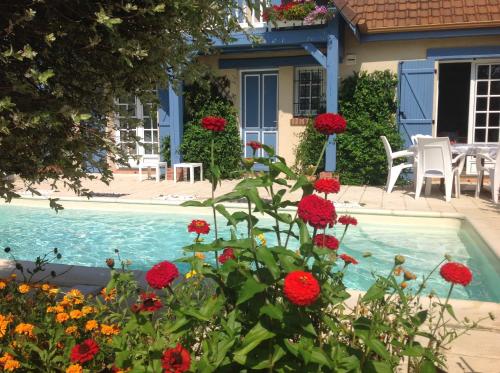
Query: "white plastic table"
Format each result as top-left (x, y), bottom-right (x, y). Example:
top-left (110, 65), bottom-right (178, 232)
top-left (138, 161), bottom-right (168, 183)
top-left (173, 163), bottom-right (203, 184)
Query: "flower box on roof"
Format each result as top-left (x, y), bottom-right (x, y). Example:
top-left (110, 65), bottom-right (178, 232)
top-left (263, 0), bottom-right (334, 30)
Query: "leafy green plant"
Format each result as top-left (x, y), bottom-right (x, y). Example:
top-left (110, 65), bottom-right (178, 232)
top-left (294, 71), bottom-right (404, 184)
top-left (180, 101), bottom-right (242, 179)
top-left (294, 119), bottom-right (326, 173)
top-left (160, 135), bottom-right (171, 165)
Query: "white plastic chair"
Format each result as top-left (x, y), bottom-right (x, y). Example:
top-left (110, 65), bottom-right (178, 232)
top-left (137, 155), bottom-right (168, 183)
top-left (411, 134), bottom-right (433, 145)
top-left (380, 136), bottom-right (414, 193)
top-left (415, 137), bottom-right (465, 202)
top-left (475, 145), bottom-right (500, 204)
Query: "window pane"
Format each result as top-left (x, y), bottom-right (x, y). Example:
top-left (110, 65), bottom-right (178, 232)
top-left (153, 131), bottom-right (159, 143)
top-left (477, 65), bottom-right (489, 79)
top-left (476, 97), bottom-right (488, 111)
top-left (491, 65), bottom-right (500, 79)
top-left (477, 81), bottom-right (488, 95)
top-left (475, 128), bottom-right (486, 142)
top-left (490, 81), bottom-right (500, 95)
top-left (144, 144), bottom-right (153, 155)
top-left (299, 72), bottom-right (310, 82)
top-left (490, 97), bottom-right (500, 111)
top-left (311, 84), bottom-right (320, 97)
top-left (299, 98), bottom-right (310, 111)
top-left (143, 118), bottom-right (152, 129)
top-left (144, 130), bottom-right (152, 142)
top-left (299, 85), bottom-right (309, 97)
top-left (489, 113), bottom-right (500, 127)
top-left (488, 128), bottom-right (499, 142)
top-left (476, 113), bottom-right (487, 126)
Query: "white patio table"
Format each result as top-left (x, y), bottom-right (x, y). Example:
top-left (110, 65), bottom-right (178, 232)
top-left (173, 162), bottom-right (203, 184)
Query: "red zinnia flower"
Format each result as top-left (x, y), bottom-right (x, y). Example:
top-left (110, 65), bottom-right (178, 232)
top-left (314, 178), bottom-right (341, 195)
top-left (440, 262), bottom-right (473, 286)
top-left (297, 194), bottom-right (336, 229)
top-left (246, 141), bottom-right (263, 151)
top-left (339, 253), bottom-right (358, 265)
top-left (218, 248), bottom-right (236, 264)
top-left (161, 344), bottom-right (191, 373)
top-left (146, 261), bottom-right (179, 289)
top-left (201, 116), bottom-right (227, 132)
top-left (188, 220), bottom-right (210, 235)
top-left (139, 292), bottom-right (163, 312)
top-left (70, 339), bottom-right (99, 364)
top-left (338, 215), bottom-right (357, 226)
top-left (313, 234), bottom-right (339, 250)
top-left (283, 271), bottom-right (320, 306)
top-left (314, 113), bottom-right (347, 135)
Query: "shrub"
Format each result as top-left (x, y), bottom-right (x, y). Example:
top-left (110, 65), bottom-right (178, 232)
top-left (337, 70), bottom-right (403, 185)
top-left (294, 119), bottom-right (325, 173)
top-left (180, 101), bottom-right (242, 179)
top-left (160, 135), bottom-right (171, 165)
top-left (294, 70), bottom-right (404, 185)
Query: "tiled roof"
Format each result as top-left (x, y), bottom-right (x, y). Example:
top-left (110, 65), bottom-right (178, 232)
top-left (333, 0), bottom-right (500, 33)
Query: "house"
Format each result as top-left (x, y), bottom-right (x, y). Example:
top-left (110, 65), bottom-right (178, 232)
top-left (114, 0), bottom-right (500, 175)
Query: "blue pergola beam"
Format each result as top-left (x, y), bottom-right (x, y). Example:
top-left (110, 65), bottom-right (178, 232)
top-left (301, 43), bottom-right (327, 68)
top-left (219, 55), bottom-right (321, 69)
top-left (325, 17), bottom-right (340, 172)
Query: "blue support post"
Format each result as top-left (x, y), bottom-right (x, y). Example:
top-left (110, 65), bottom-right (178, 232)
top-left (325, 17), bottom-right (339, 172)
top-left (169, 84), bottom-right (183, 165)
top-left (157, 88), bottom-right (170, 162)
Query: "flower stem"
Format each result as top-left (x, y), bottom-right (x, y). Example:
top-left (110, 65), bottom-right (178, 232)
top-left (210, 137), bottom-right (219, 268)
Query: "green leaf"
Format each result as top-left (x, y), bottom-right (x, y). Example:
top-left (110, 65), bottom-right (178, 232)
top-left (259, 304), bottom-right (283, 321)
top-left (290, 175), bottom-right (311, 192)
top-left (365, 360), bottom-right (393, 373)
top-left (180, 200), bottom-right (204, 207)
top-left (235, 178), bottom-right (271, 189)
top-left (236, 277), bottom-right (267, 305)
top-left (244, 188), bottom-right (264, 212)
top-left (444, 303), bottom-right (458, 321)
top-left (365, 338), bottom-right (390, 360)
top-left (233, 322), bottom-right (275, 363)
top-left (255, 248), bottom-right (280, 279)
top-left (362, 282), bottom-right (386, 302)
top-left (215, 204), bottom-right (237, 227)
top-left (298, 219), bottom-right (310, 245)
top-left (402, 344), bottom-right (425, 357)
top-left (269, 161), bottom-right (295, 179)
top-left (420, 359), bottom-right (437, 373)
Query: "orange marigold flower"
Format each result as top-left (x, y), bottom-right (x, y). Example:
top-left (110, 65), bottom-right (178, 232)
top-left (48, 288), bottom-right (59, 296)
top-left (41, 284), bottom-right (51, 291)
top-left (0, 314), bottom-right (13, 338)
top-left (65, 326), bottom-right (78, 335)
top-left (100, 287), bottom-right (117, 302)
top-left (85, 319), bottom-right (98, 331)
top-left (14, 323), bottom-right (34, 338)
top-left (66, 364), bottom-right (83, 373)
top-left (194, 252), bottom-right (205, 260)
top-left (69, 310), bottom-right (84, 319)
top-left (81, 306), bottom-right (95, 315)
top-left (63, 289), bottom-right (84, 305)
top-left (0, 353), bottom-right (20, 371)
top-left (18, 284), bottom-right (30, 294)
top-left (47, 305), bottom-right (65, 314)
top-left (56, 312), bottom-right (70, 323)
top-left (0, 281), bottom-right (6, 289)
top-left (100, 324), bottom-right (119, 336)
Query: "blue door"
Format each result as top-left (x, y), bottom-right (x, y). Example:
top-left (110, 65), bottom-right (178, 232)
top-left (242, 72), bottom-right (278, 159)
top-left (398, 60), bottom-right (435, 147)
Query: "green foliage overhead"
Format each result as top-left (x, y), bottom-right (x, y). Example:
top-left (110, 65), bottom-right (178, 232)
top-left (337, 71), bottom-right (403, 185)
top-left (180, 101), bottom-right (242, 179)
top-left (0, 0), bottom-right (243, 204)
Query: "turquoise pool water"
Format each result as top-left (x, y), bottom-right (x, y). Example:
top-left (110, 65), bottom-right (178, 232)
top-left (0, 204), bottom-right (499, 302)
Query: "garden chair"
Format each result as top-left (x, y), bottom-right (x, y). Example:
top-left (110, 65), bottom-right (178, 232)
top-left (475, 144), bottom-right (500, 204)
top-left (137, 155), bottom-right (168, 183)
top-left (380, 136), bottom-right (414, 193)
top-left (414, 137), bottom-right (465, 202)
top-left (411, 134), bottom-right (433, 145)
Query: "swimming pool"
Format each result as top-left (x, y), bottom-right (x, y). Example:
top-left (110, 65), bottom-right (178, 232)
top-left (1, 201), bottom-right (499, 302)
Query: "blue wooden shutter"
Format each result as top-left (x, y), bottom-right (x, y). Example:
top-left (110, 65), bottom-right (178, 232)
top-left (398, 60), bottom-right (435, 147)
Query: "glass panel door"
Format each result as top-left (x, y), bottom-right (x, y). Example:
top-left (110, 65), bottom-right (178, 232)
top-left (472, 63), bottom-right (500, 143)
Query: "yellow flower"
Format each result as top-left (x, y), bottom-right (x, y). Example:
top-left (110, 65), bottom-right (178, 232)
top-left (66, 364), bottom-right (83, 373)
top-left (41, 284), bottom-right (51, 291)
top-left (0, 314), bottom-right (13, 338)
top-left (0, 281), bottom-right (6, 290)
top-left (81, 306), bottom-right (95, 316)
top-left (256, 233), bottom-right (267, 247)
top-left (100, 287), bottom-right (117, 302)
top-left (14, 323), bottom-right (34, 338)
top-left (85, 319), bottom-right (98, 331)
top-left (0, 353), bottom-right (20, 371)
top-left (65, 325), bottom-right (78, 335)
top-left (47, 305), bottom-right (65, 314)
top-left (69, 310), bottom-right (83, 319)
top-left (100, 323), bottom-right (119, 335)
top-left (63, 289), bottom-right (84, 305)
top-left (48, 288), bottom-right (59, 296)
top-left (10, 274), bottom-right (16, 279)
top-left (185, 270), bottom-right (197, 279)
top-left (194, 252), bottom-right (205, 260)
top-left (56, 312), bottom-right (69, 323)
top-left (18, 284), bottom-right (30, 294)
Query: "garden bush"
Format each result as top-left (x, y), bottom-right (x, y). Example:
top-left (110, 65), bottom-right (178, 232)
top-left (180, 101), bottom-right (242, 179)
top-left (0, 114), bottom-right (492, 373)
top-left (294, 70), bottom-right (404, 185)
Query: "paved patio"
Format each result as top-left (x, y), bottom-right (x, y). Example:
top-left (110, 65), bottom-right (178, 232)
top-left (10, 174), bottom-right (500, 372)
